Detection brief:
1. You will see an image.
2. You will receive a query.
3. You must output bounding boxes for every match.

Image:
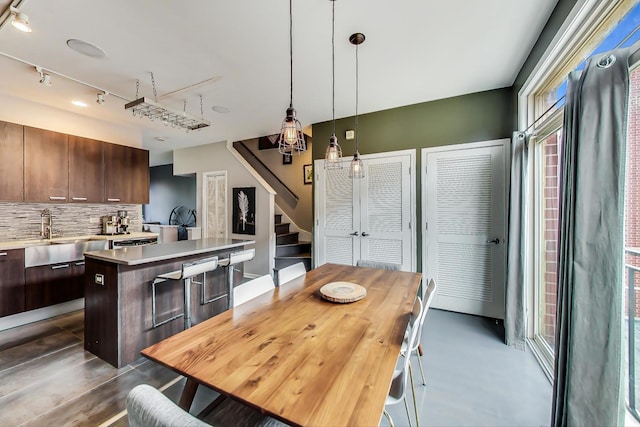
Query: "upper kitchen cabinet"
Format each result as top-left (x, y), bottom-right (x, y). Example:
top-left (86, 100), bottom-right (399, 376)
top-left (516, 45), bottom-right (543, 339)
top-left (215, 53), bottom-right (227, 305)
top-left (24, 127), bottom-right (69, 202)
top-left (104, 142), bottom-right (149, 204)
top-left (0, 121), bottom-right (24, 201)
top-left (68, 136), bottom-right (104, 203)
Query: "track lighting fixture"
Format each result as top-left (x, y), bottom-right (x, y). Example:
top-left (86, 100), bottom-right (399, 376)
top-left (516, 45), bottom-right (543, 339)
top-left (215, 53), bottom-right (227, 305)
top-left (96, 92), bottom-right (107, 104)
top-left (35, 66), bottom-right (52, 87)
top-left (9, 7), bottom-right (31, 33)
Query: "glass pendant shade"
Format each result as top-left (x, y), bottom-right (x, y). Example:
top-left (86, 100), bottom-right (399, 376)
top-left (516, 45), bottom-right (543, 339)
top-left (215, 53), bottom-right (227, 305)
top-left (278, 107), bottom-right (306, 154)
top-left (324, 134), bottom-right (343, 169)
top-left (349, 151), bottom-right (365, 178)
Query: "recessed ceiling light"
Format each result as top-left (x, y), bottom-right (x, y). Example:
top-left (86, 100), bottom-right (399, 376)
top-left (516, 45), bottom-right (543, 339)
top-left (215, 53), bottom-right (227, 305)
top-left (72, 100), bottom-right (88, 107)
top-left (153, 136), bottom-right (168, 142)
top-left (66, 39), bottom-right (106, 59)
top-left (211, 105), bottom-right (230, 114)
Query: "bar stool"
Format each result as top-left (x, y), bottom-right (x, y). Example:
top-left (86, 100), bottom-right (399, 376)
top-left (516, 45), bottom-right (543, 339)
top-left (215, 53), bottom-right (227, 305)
top-left (218, 248), bottom-right (256, 308)
top-left (152, 256), bottom-right (219, 330)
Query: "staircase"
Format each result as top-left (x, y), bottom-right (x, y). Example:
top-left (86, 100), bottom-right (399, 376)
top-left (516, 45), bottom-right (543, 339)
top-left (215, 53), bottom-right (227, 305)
top-left (274, 214), bottom-right (311, 277)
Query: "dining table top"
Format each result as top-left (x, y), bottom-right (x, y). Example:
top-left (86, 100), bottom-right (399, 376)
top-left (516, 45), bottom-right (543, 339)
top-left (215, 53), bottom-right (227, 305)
top-left (141, 263), bottom-right (422, 427)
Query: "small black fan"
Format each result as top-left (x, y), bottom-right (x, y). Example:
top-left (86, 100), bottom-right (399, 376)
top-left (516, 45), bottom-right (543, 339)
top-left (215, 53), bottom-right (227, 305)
top-left (169, 206), bottom-right (196, 240)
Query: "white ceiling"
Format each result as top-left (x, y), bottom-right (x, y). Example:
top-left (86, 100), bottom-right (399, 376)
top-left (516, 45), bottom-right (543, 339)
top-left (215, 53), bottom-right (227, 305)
top-left (0, 0), bottom-right (558, 165)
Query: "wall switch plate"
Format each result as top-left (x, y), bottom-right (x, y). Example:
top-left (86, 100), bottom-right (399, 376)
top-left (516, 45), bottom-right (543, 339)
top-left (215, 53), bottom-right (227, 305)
top-left (95, 274), bottom-right (104, 286)
top-left (346, 130), bottom-right (355, 140)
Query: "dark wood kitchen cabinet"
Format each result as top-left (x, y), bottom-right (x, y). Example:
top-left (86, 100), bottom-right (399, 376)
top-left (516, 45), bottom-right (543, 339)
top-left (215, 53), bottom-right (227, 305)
top-left (0, 249), bottom-right (25, 317)
top-left (0, 121), bottom-right (24, 201)
top-left (25, 260), bottom-right (85, 311)
top-left (24, 127), bottom-right (69, 202)
top-left (104, 142), bottom-right (149, 204)
top-left (68, 136), bottom-right (104, 203)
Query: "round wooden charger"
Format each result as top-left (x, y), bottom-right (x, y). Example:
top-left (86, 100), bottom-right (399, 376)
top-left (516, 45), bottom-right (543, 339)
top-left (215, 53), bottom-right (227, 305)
top-left (320, 282), bottom-right (367, 303)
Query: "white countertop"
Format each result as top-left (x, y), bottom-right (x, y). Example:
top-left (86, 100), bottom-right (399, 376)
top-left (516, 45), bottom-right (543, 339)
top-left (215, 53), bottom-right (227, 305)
top-left (84, 238), bottom-right (255, 266)
top-left (0, 232), bottom-right (158, 251)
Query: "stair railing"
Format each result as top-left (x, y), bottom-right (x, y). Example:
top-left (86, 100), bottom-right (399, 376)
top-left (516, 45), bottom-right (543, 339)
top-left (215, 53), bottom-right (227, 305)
top-left (233, 141), bottom-right (299, 208)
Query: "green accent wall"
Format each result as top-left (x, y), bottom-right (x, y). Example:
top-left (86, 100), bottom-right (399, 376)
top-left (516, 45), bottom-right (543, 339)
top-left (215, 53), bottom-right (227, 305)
top-left (311, 87), bottom-right (514, 271)
top-left (312, 87), bottom-right (513, 159)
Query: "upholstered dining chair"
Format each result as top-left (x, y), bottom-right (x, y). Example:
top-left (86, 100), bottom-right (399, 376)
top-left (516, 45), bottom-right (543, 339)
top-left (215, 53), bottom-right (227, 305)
top-left (403, 278), bottom-right (437, 386)
top-left (126, 384), bottom-right (287, 427)
top-left (383, 297), bottom-right (422, 427)
top-left (276, 262), bottom-right (306, 286)
top-left (233, 274), bottom-right (276, 307)
top-left (356, 259), bottom-right (401, 270)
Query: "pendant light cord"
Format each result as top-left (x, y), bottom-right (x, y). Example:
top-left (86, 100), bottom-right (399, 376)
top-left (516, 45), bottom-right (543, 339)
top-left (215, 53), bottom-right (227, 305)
top-left (331, 0), bottom-right (336, 135)
top-left (289, 0), bottom-right (293, 109)
top-left (355, 41), bottom-right (359, 153)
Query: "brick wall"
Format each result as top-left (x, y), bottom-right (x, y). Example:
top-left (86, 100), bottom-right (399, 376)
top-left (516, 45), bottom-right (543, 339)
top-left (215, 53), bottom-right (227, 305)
top-left (625, 68), bottom-right (640, 318)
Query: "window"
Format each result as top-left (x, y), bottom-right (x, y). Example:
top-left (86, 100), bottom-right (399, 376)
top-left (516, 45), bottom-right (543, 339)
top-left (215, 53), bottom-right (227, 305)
top-left (524, 0), bottom-right (640, 391)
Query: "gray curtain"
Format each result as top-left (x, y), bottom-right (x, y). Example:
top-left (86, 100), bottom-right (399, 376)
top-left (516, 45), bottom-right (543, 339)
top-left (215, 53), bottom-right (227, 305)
top-left (552, 48), bottom-right (630, 427)
top-left (505, 131), bottom-right (528, 350)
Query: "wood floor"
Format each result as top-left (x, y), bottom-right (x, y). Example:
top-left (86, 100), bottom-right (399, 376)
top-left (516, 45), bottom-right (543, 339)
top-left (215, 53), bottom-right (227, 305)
top-left (0, 310), bottom-right (185, 426)
top-left (0, 308), bottom-right (551, 427)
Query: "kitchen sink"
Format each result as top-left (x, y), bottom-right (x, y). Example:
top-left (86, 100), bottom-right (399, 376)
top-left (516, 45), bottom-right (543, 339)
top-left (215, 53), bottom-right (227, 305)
top-left (25, 240), bottom-right (109, 267)
top-left (49, 238), bottom-right (91, 244)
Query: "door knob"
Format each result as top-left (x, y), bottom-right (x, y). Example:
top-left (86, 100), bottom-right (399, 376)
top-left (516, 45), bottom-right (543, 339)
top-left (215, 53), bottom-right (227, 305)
top-left (486, 238), bottom-right (500, 244)
top-left (361, 232), bottom-right (369, 237)
top-left (350, 231), bottom-right (359, 236)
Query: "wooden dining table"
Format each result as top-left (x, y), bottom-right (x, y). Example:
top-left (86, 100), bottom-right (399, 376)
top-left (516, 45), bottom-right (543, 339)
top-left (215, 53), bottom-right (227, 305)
top-left (141, 263), bottom-right (422, 427)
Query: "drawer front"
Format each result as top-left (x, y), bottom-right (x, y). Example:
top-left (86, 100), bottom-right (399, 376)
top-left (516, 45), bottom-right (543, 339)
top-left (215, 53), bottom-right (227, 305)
top-left (0, 248), bottom-right (25, 262)
top-left (25, 262), bottom-right (84, 310)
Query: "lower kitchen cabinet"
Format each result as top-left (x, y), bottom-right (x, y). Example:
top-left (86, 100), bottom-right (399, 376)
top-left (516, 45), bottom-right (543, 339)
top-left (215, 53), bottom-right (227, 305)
top-left (25, 260), bottom-right (85, 311)
top-left (0, 249), bottom-right (25, 317)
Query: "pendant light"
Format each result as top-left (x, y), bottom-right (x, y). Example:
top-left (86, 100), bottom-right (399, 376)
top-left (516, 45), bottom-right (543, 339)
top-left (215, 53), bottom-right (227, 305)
top-left (349, 33), bottom-right (365, 179)
top-left (278, 0), bottom-right (306, 155)
top-left (324, 0), bottom-right (342, 169)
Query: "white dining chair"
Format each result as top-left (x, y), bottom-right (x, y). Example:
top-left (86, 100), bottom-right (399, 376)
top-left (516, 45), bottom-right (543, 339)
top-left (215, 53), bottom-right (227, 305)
top-left (402, 278), bottom-right (437, 388)
top-left (233, 274), bottom-right (276, 307)
top-left (277, 262), bottom-right (306, 286)
top-left (356, 259), bottom-right (401, 270)
top-left (384, 297), bottom-right (422, 427)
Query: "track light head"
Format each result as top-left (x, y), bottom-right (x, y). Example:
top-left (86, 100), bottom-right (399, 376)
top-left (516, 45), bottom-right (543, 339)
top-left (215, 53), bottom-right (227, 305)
top-left (10, 7), bottom-right (31, 33)
top-left (35, 67), bottom-right (52, 86)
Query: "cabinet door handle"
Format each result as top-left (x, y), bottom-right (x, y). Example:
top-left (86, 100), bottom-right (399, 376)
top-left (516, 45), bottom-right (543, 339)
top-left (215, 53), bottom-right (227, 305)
top-left (71, 197), bottom-right (87, 201)
top-left (0, 252), bottom-right (7, 256)
top-left (49, 196), bottom-right (66, 201)
top-left (361, 232), bottom-right (369, 237)
top-left (51, 264), bottom-right (70, 270)
top-left (107, 198), bottom-right (120, 202)
top-left (75, 261), bottom-right (85, 266)
top-left (350, 231), bottom-right (359, 236)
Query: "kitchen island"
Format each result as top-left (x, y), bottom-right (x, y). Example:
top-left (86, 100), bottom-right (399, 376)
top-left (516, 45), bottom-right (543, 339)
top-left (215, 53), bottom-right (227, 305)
top-left (83, 238), bottom-right (255, 367)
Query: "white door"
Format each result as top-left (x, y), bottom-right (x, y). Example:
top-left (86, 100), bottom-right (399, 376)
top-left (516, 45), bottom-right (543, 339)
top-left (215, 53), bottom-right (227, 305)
top-left (202, 171), bottom-right (227, 239)
top-left (315, 162), bottom-right (359, 266)
top-left (422, 139), bottom-right (508, 319)
top-left (315, 150), bottom-right (416, 271)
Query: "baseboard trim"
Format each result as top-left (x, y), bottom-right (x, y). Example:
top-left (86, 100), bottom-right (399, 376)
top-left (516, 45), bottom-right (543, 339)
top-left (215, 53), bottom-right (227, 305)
top-left (0, 299), bottom-right (84, 332)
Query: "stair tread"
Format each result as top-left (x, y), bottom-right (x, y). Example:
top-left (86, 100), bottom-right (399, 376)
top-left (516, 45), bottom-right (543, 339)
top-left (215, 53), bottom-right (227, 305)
top-left (275, 253), bottom-right (311, 259)
top-left (276, 241), bottom-right (311, 247)
top-left (276, 232), bottom-right (299, 237)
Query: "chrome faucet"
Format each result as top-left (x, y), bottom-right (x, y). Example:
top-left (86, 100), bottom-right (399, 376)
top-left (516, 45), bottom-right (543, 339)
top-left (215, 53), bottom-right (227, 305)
top-left (40, 209), bottom-right (52, 240)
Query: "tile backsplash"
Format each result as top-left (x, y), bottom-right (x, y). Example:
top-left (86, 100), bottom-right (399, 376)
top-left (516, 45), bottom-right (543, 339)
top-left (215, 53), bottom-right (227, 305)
top-left (0, 202), bottom-right (142, 241)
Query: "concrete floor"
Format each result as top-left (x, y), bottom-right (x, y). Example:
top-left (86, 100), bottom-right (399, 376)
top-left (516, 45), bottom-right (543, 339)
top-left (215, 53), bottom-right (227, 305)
top-left (383, 309), bottom-right (552, 427)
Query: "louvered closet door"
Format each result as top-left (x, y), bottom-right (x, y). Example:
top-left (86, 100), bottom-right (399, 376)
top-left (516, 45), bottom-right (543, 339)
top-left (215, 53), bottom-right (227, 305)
top-left (315, 151), bottom-right (415, 271)
top-left (424, 140), bottom-right (507, 319)
top-left (360, 155), bottom-right (412, 270)
top-left (315, 162), bottom-right (359, 266)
